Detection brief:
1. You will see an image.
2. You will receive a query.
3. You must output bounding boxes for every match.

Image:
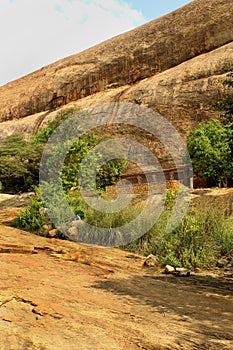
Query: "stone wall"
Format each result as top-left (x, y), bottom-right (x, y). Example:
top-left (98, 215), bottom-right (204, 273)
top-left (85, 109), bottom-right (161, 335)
top-left (105, 180), bottom-right (180, 196)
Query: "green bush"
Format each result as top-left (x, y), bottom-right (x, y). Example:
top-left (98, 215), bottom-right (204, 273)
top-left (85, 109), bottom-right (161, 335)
top-left (187, 120), bottom-right (232, 187)
top-left (14, 188), bottom-right (67, 239)
top-left (14, 186), bottom-right (233, 270)
top-left (14, 191), bottom-right (49, 235)
top-left (14, 187), bottom-right (145, 244)
top-left (0, 107), bottom-right (126, 194)
top-left (147, 199), bottom-right (233, 268)
top-left (0, 134), bottom-right (42, 193)
top-left (126, 191), bottom-right (233, 269)
top-left (188, 71), bottom-right (233, 187)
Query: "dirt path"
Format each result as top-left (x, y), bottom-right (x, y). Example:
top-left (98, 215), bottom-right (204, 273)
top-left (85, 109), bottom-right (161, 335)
top-left (0, 222), bottom-right (233, 350)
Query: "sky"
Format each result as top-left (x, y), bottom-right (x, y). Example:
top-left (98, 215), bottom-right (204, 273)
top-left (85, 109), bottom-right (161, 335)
top-left (0, 0), bottom-right (192, 87)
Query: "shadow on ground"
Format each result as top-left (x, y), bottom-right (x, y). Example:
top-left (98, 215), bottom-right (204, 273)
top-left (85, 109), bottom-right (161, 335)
top-left (91, 271), bottom-right (233, 347)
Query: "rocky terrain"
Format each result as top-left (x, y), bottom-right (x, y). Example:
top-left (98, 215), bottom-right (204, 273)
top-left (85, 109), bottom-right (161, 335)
top-left (0, 220), bottom-right (233, 350)
top-left (0, 0), bottom-right (232, 143)
top-left (1, 0), bottom-right (233, 348)
top-left (0, 189), bottom-right (233, 349)
top-left (1, 41), bottom-right (233, 143)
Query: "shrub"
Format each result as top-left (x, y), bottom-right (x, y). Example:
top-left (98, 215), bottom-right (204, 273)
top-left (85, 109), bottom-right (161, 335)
top-left (14, 188), bottom-right (67, 239)
top-left (126, 191), bottom-right (233, 269)
top-left (14, 191), bottom-right (49, 235)
top-left (0, 107), bottom-right (126, 194)
top-left (187, 120), bottom-right (232, 187)
top-left (0, 134), bottom-right (42, 193)
top-left (149, 196), bottom-right (233, 268)
top-left (14, 187), bottom-right (233, 270)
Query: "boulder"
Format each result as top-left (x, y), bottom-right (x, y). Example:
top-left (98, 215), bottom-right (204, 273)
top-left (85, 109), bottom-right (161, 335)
top-left (0, 42), bottom-right (232, 148)
top-left (48, 229), bottom-right (58, 238)
top-left (67, 226), bottom-right (78, 239)
top-left (175, 267), bottom-right (191, 277)
top-left (164, 265), bottom-right (191, 276)
top-left (42, 225), bottom-right (52, 234)
top-left (164, 265), bottom-right (176, 274)
top-left (143, 254), bottom-right (160, 268)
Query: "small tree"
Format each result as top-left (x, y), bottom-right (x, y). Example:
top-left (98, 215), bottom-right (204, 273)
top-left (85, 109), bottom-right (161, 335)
top-left (215, 72), bottom-right (233, 125)
top-left (188, 71), bottom-right (233, 188)
top-left (187, 120), bottom-right (232, 187)
top-left (0, 108), bottom-right (126, 193)
top-left (215, 72), bottom-right (233, 163)
top-left (0, 134), bottom-right (42, 192)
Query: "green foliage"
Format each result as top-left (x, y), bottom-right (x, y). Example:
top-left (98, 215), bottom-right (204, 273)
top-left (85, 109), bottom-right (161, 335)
top-left (127, 191), bottom-right (233, 269)
top-left (188, 71), bottom-right (233, 187)
top-left (43, 132), bottom-right (126, 191)
top-left (0, 107), bottom-right (126, 193)
top-left (14, 190), bottom-right (50, 234)
top-left (187, 120), bottom-right (232, 187)
top-left (0, 109), bottom-right (77, 193)
top-left (124, 189), bottom-right (179, 254)
top-left (60, 134), bottom-right (99, 190)
top-left (67, 191), bottom-right (146, 246)
top-left (35, 107), bottom-right (126, 191)
top-left (164, 188), bottom-right (178, 210)
top-left (0, 134), bottom-right (42, 192)
top-left (14, 186), bottom-right (68, 239)
top-left (215, 72), bottom-right (233, 124)
top-left (214, 72), bottom-right (233, 168)
top-left (96, 159), bottom-right (126, 190)
top-left (216, 95), bottom-right (233, 124)
top-left (14, 185), bottom-right (144, 244)
top-left (40, 180), bottom-right (78, 229)
top-left (32, 108), bottom-right (79, 145)
top-left (153, 211), bottom-right (219, 268)
top-left (14, 186), bottom-right (233, 269)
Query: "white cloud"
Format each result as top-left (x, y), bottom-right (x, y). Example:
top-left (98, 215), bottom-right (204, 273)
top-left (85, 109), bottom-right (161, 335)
top-left (0, 0), bottom-right (145, 86)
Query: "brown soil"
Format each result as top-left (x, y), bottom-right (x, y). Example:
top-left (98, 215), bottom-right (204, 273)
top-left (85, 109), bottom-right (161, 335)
top-left (191, 187), bottom-right (233, 199)
top-left (0, 191), bottom-right (233, 349)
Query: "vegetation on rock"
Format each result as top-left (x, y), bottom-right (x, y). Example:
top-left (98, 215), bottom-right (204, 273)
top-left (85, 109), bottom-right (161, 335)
top-left (187, 72), bottom-right (233, 187)
top-left (126, 191), bottom-right (233, 269)
top-left (0, 108), bottom-right (126, 193)
top-left (5, 71), bottom-right (233, 270)
top-left (0, 134), bottom-right (42, 192)
top-left (11, 81), bottom-right (233, 268)
top-left (15, 187), bottom-right (233, 269)
top-left (187, 120), bottom-right (232, 187)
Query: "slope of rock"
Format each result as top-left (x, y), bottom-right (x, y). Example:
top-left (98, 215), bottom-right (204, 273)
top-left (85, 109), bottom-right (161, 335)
top-left (0, 42), bottom-right (232, 144)
top-left (0, 0), bottom-right (232, 121)
top-left (0, 224), bottom-right (233, 349)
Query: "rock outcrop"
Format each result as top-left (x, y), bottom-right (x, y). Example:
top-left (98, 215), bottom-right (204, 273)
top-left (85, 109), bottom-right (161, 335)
top-left (0, 0), bottom-right (232, 175)
top-left (0, 0), bottom-right (232, 123)
top-left (1, 222), bottom-right (233, 349)
top-left (0, 42), bottom-right (232, 143)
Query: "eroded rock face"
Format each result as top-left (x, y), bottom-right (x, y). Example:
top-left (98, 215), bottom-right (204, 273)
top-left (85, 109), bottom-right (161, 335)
top-left (0, 42), bottom-right (232, 144)
top-left (0, 0), bottom-right (232, 122)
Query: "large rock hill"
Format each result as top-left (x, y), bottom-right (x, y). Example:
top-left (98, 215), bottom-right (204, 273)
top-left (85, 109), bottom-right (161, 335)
top-left (0, 0), bottom-right (232, 130)
top-left (0, 0), bottom-right (232, 171)
top-left (0, 41), bottom-right (232, 143)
